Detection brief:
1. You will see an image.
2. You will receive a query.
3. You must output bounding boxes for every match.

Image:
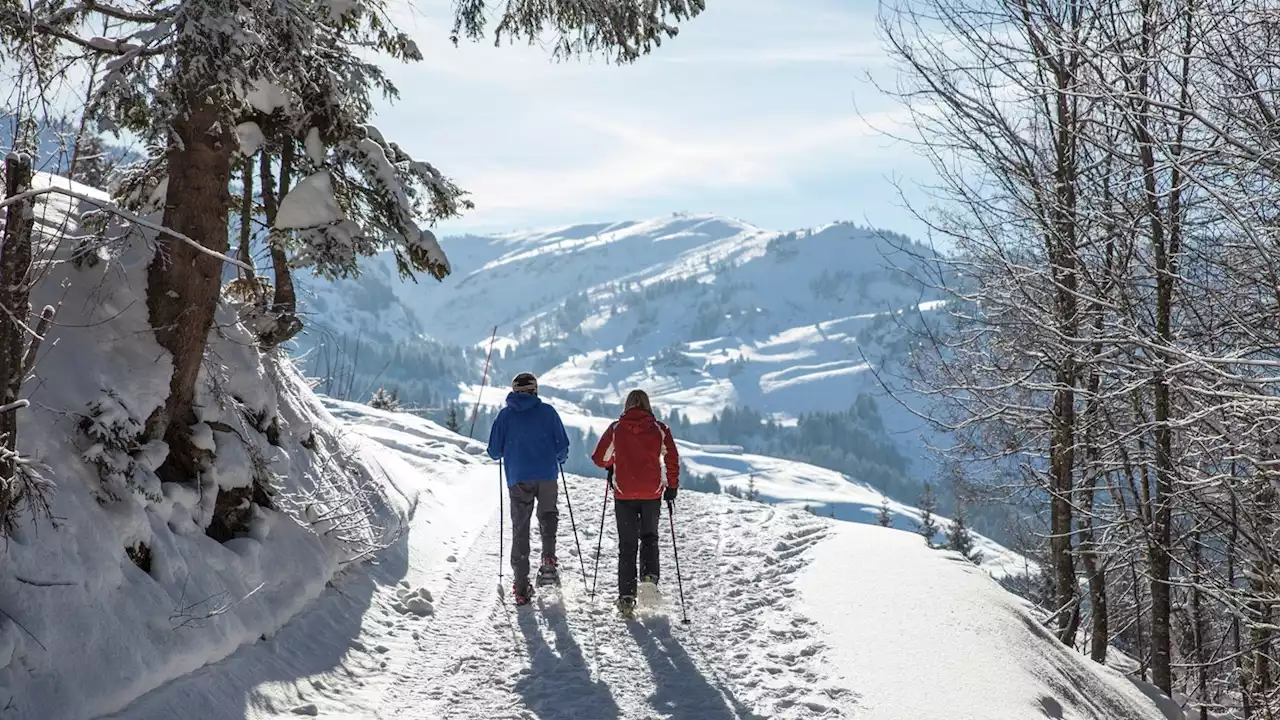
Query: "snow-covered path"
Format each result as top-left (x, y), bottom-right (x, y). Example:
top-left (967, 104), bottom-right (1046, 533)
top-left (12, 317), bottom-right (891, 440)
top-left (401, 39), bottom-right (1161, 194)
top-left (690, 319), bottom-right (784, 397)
top-left (376, 477), bottom-right (849, 719)
top-left (104, 403), bottom-right (1174, 720)
top-left (106, 404), bottom-right (856, 720)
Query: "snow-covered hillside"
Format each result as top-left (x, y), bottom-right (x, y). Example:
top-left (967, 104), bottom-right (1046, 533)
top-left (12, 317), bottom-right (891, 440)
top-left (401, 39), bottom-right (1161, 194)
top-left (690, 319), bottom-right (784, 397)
top-left (105, 401), bottom-right (1179, 720)
top-left (302, 213), bottom-right (939, 420)
top-left (1, 175), bottom-right (407, 720)
top-left (296, 213), bottom-right (979, 539)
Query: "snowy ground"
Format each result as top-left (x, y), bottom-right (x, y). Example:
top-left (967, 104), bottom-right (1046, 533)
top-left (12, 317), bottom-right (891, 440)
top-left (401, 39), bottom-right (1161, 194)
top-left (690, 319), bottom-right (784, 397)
top-left (105, 402), bottom-right (1178, 720)
top-left (0, 174), bottom-right (409, 720)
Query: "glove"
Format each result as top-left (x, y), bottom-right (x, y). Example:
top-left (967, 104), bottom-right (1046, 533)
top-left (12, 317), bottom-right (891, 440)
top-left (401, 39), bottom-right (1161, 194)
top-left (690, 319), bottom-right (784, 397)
top-left (606, 466), bottom-right (616, 491)
top-left (664, 487), bottom-right (678, 503)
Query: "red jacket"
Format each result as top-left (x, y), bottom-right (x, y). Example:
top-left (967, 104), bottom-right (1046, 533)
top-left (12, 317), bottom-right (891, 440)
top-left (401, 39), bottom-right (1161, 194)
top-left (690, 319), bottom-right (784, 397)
top-left (591, 408), bottom-right (680, 500)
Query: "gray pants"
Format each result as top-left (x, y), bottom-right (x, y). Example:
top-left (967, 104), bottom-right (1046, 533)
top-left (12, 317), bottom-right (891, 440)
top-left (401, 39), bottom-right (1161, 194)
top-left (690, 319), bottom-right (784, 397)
top-left (509, 481), bottom-right (558, 590)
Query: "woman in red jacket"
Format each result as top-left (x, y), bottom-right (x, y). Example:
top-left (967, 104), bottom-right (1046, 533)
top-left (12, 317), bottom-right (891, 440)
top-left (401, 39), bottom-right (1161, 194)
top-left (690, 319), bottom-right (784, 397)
top-left (591, 389), bottom-right (680, 615)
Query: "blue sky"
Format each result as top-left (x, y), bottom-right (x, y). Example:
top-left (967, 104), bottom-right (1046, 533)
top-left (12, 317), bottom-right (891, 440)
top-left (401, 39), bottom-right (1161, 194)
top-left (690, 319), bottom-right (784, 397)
top-left (375, 0), bottom-right (935, 239)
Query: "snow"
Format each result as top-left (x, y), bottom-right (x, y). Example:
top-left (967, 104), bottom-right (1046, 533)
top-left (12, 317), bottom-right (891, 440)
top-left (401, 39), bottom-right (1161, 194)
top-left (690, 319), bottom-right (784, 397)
top-left (5, 187), bottom-right (1182, 719)
top-left (1, 174), bottom-right (407, 720)
top-left (94, 400), bottom-right (1180, 720)
top-left (304, 127), bottom-right (324, 166)
top-left (298, 214), bottom-right (945, 461)
top-left (797, 525), bottom-right (1167, 719)
top-left (236, 122), bottom-right (265, 157)
top-left (274, 171), bottom-right (343, 229)
top-left (243, 79), bottom-right (294, 114)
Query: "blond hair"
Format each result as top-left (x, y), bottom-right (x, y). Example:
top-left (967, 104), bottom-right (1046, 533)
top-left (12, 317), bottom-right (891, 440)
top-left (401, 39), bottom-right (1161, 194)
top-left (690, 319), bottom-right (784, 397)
top-left (623, 389), bottom-right (653, 415)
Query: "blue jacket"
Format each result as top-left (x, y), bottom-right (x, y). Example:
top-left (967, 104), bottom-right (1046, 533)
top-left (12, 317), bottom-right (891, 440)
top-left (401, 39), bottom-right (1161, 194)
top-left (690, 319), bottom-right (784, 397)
top-left (487, 392), bottom-right (570, 486)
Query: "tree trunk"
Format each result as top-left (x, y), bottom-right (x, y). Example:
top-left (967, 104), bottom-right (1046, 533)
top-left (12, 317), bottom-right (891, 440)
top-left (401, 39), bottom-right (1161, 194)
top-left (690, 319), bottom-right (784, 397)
top-left (257, 145), bottom-right (301, 347)
top-left (1188, 529), bottom-right (1209, 720)
top-left (147, 97), bottom-right (233, 485)
top-left (271, 140), bottom-right (296, 315)
top-left (238, 156), bottom-right (254, 277)
top-left (0, 154), bottom-right (34, 488)
top-left (1229, 491), bottom-right (1254, 718)
top-left (1080, 463), bottom-right (1108, 662)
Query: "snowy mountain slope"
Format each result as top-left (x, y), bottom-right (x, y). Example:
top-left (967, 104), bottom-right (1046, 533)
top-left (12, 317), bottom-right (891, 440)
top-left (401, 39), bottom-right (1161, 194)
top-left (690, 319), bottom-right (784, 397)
top-left (296, 213), bottom-right (967, 540)
top-left (1, 175), bottom-right (406, 720)
top-left (107, 401), bottom-right (1174, 720)
top-left (299, 213), bottom-right (939, 418)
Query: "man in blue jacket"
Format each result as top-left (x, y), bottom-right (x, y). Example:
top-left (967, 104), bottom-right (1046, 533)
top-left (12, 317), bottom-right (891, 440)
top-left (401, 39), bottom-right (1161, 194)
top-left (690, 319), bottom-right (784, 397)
top-left (487, 372), bottom-right (571, 605)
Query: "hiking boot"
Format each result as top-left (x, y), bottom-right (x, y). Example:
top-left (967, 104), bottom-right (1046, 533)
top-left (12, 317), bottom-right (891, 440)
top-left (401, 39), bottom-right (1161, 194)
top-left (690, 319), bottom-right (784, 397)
top-left (536, 556), bottom-right (560, 586)
top-left (616, 595), bottom-right (636, 618)
top-left (512, 582), bottom-right (534, 606)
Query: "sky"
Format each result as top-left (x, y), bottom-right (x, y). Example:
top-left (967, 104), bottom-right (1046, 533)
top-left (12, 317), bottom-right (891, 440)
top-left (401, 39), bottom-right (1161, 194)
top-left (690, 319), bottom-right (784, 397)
top-left (373, 0), bottom-right (937, 240)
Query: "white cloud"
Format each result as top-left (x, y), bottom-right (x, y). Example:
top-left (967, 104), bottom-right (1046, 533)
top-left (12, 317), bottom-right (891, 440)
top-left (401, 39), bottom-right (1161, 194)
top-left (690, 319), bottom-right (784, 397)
top-left (370, 0), bottom-right (921, 231)
top-left (448, 107), bottom-right (915, 224)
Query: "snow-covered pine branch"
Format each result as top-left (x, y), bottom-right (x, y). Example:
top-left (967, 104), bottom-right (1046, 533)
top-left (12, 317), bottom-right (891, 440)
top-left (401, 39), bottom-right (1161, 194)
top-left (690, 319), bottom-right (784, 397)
top-left (450, 0), bottom-right (706, 63)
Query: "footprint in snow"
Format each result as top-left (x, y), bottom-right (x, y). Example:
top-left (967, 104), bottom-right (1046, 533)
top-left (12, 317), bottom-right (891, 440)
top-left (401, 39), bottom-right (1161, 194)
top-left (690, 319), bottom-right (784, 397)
top-left (392, 586), bottom-right (435, 616)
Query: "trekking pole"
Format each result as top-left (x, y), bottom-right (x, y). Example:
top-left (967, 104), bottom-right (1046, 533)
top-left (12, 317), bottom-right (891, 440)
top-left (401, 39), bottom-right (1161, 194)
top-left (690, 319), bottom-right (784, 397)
top-left (560, 464), bottom-right (590, 591)
top-left (498, 460), bottom-right (506, 602)
top-left (667, 499), bottom-right (690, 625)
top-left (589, 468), bottom-right (613, 603)
top-left (468, 325), bottom-right (498, 439)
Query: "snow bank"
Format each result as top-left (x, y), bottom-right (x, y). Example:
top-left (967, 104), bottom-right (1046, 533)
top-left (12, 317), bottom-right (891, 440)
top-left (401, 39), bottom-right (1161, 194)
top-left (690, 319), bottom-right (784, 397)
top-left (797, 523), bottom-right (1171, 720)
top-left (0, 174), bottom-right (408, 720)
top-left (107, 398), bottom-right (496, 719)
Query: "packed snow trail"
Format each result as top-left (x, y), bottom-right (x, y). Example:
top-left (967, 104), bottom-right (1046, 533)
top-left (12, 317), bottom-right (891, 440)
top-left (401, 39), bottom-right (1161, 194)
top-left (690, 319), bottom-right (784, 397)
top-left (101, 403), bottom-right (1176, 720)
top-left (377, 473), bottom-right (852, 719)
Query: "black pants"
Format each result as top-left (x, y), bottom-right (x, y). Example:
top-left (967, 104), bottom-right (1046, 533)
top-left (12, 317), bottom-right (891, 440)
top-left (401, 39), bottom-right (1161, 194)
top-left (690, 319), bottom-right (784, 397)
top-left (615, 498), bottom-right (661, 598)
top-left (509, 481), bottom-right (558, 591)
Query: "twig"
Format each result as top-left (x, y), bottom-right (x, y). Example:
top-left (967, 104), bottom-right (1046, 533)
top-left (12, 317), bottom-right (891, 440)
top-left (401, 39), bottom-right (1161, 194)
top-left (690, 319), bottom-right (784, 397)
top-left (0, 185), bottom-right (253, 272)
top-left (14, 575), bottom-right (75, 587)
top-left (0, 603), bottom-right (46, 652)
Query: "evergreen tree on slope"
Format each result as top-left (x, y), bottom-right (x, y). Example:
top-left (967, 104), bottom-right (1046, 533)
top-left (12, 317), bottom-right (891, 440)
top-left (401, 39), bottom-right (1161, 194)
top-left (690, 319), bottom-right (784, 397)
top-left (915, 482), bottom-right (940, 547)
top-left (946, 501), bottom-right (983, 564)
top-left (876, 497), bottom-right (893, 528)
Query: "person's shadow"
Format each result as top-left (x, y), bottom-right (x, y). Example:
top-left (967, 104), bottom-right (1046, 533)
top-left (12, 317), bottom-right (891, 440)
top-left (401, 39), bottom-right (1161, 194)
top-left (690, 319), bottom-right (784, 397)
top-left (626, 618), bottom-right (756, 719)
top-left (514, 601), bottom-right (622, 719)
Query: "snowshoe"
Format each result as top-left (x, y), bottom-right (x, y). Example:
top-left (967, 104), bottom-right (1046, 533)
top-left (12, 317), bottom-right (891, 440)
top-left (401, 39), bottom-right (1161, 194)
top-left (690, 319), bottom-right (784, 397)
top-left (512, 583), bottom-right (534, 606)
top-left (536, 556), bottom-right (560, 587)
top-left (638, 576), bottom-right (662, 609)
top-left (616, 595), bottom-right (637, 618)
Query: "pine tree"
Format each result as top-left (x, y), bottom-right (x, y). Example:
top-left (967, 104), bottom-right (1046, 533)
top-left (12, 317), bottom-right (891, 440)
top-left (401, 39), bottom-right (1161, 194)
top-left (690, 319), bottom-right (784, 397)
top-left (915, 483), bottom-right (940, 547)
top-left (747, 474), bottom-right (760, 502)
top-left (946, 502), bottom-right (983, 564)
top-left (369, 387), bottom-right (400, 411)
top-left (444, 404), bottom-right (461, 433)
top-left (877, 498), bottom-right (893, 528)
top-left (0, 0), bottom-right (706, 518)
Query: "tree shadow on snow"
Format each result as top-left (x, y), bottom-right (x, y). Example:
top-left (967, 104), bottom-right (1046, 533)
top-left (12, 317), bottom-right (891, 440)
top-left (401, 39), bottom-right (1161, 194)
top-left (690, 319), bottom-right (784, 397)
top-left (514, 605), bottom-right (622, 719)
top-left (626, 619), bottom-right (750, 720)
top-left (100, 527), bottom-right (406, 720)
